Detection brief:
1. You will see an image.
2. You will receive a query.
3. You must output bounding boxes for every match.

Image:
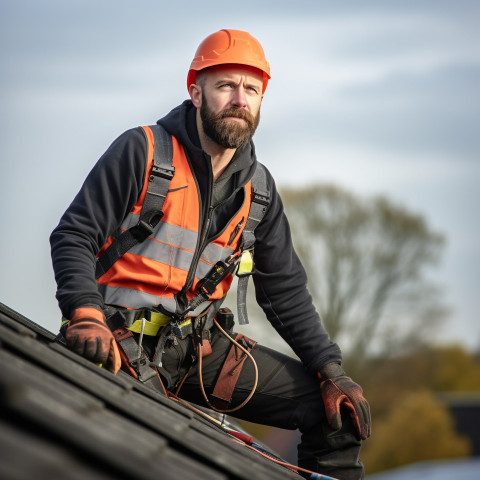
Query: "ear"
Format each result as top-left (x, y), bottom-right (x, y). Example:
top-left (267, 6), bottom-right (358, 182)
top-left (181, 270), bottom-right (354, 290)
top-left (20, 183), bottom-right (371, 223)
top-left (189, 84), bottom-right (202, 108)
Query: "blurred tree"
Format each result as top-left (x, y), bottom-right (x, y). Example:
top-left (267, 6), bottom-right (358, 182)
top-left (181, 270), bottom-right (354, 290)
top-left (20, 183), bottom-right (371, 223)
top-left (428, 345), bottom-right (480, 391)
top-left (361, 390), bottom-right (471, 474)
top-left (279, 184), bottom-right (448, 374)
top-left (362, 344), bottom-right (480, 417)
top-left (236, 344), bottom-right (480, 470)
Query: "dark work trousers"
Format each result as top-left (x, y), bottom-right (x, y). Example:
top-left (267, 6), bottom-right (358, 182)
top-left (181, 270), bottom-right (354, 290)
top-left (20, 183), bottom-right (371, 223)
top-left (140, 327), bottom-right (364, 480)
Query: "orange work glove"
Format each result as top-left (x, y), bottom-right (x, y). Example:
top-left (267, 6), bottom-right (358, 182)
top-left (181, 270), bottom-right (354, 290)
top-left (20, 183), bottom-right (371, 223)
top-left (65, 307), bottom-right (121, 374)
top-left (318, 363), bottom-right (371, 440)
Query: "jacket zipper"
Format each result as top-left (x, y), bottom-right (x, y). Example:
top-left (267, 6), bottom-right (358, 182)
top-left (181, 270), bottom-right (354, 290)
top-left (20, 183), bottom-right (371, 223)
top-left (175, 160), bottom-right (247, 314)
top-left (227, 217), bottom-right (244, 246)
top-left (175, 156), bottom-right (215, 314)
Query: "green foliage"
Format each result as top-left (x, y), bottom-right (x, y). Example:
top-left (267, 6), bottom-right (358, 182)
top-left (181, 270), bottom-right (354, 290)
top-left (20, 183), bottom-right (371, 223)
top-left (359, 344), bottom-right (480, 473)
top-left (362, 344), bottom-right (480, 417)
top-left (361, 390), bottom-right (472, 474)
top-left (428, 345), bottom-right (480, 391)
top-left (234, 345), bottom-right (480, 475)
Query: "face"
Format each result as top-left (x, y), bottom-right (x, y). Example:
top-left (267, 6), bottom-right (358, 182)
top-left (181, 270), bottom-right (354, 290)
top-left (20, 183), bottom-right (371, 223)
top-left (190, 65), bottom-right (263, 149)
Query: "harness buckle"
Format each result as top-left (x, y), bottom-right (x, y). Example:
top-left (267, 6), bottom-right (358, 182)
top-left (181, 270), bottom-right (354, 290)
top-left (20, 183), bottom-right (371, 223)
top-left (151, 164), bottom-right (175, 181)
top-left (252, 189), bottom-right (270, 207)
top-left (171, 317), bottom-right (193, 339)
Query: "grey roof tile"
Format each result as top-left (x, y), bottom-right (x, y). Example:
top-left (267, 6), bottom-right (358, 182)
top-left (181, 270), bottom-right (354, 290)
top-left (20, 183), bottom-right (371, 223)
top-left (0, 303), bottom-right (302, 480)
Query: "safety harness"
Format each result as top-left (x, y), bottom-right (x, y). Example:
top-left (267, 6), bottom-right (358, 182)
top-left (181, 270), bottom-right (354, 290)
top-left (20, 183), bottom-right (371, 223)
top-left (94, 124), bottom-right (270, 409)
top-left (95, 126), bottom-right (175, 281)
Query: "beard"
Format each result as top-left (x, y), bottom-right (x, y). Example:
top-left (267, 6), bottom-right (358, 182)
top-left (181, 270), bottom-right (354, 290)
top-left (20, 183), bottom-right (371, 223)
top-left (200, 93), bottom-right (261, 149)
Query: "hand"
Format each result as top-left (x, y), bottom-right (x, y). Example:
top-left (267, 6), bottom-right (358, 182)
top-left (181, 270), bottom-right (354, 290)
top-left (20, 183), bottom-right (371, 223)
top-left (318, 363), bottom-right (371, 440)
top-left (65, 307), bottom-right (121, 374)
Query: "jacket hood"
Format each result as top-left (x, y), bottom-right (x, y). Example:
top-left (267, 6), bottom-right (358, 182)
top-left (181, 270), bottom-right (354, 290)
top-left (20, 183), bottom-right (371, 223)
top-left (156, 100), bottom-right (258, 189)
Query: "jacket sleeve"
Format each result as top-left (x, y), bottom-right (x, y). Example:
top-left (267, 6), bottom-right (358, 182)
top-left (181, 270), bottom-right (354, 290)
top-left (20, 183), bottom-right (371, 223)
top-left (252, 167), bottom-right (342, 372)
top-left (50, 128), bottom-right (148, 318)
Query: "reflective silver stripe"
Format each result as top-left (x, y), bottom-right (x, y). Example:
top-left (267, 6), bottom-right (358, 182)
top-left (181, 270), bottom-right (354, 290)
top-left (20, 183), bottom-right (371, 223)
top-left (98, 284), bottom-right (211, 314)
top-left (195, 258), bottom-right (213, 280)
top-left (99, 284), bottom-right (170, 309)
top-left (201, 242), bottom-right (234, 265)
top-left (118, 214), bottom-right (235, 272)
top-left (121, 214), bottom-right (198, 251)
top-left (129, 237), bottom-right (195, 272)
top-left (106, 213), bottom-right (237, 310)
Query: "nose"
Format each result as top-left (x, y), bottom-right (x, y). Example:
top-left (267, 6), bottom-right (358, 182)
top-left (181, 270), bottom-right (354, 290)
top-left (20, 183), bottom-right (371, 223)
top-left (232, 86), bottom-right (247, 108)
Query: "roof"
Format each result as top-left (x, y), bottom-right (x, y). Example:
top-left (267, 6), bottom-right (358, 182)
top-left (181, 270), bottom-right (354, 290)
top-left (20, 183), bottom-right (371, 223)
top-left (366, 458), bottom-right (480, 480)
top-left (0, 302), bottom-right (303, 480)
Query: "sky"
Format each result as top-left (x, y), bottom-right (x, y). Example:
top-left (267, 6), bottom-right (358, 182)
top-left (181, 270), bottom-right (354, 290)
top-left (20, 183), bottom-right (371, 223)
top-left (1, 0), bottom-right (479, 351)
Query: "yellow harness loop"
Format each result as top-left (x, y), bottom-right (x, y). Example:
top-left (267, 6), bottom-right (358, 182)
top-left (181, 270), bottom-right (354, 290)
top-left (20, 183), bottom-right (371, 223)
top-left (237, 251), bottom-right (253, 276)
top-left (127, 311), bottom-right (171, 336)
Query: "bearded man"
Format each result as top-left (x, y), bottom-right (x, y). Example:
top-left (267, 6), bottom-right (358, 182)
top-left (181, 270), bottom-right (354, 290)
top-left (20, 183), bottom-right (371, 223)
top-left (50, 29), bottom-right (370, 480)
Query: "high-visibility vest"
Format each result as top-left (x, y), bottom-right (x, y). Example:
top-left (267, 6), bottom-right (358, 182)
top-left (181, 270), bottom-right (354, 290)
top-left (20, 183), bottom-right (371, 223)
top-left (96, 126), bottom-right (253, 314)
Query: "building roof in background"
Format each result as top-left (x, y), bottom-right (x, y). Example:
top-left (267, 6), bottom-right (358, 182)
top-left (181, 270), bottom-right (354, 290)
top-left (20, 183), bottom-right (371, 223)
top-left (366, 458), bottom-right (480, 480)
top-left (0, 302), bottom-right (303, 480)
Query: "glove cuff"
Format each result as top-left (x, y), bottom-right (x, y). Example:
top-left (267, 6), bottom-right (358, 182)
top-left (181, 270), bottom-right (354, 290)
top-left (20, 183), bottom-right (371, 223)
top-left (71, 307), bottom-right (106, 323)
top-left (318, 362), bottom-right (345, 380)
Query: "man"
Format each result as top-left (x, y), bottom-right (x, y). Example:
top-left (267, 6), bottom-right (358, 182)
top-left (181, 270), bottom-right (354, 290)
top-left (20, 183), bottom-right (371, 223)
top-left (50, 29), bottom-right (370, 480)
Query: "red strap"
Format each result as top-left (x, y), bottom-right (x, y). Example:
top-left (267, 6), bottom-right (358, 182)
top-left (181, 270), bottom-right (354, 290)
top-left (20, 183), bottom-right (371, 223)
top-left (201, 339), bottom-right (213, 357)
top-left (210, 334), bottom-right (256, 409)
top-left (112, 328), bottom-right (139, 379)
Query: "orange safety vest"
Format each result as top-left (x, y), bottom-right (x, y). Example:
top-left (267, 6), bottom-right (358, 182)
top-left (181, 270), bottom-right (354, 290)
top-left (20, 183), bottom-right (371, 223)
top-left (96, 126), bottom-right (252, 314)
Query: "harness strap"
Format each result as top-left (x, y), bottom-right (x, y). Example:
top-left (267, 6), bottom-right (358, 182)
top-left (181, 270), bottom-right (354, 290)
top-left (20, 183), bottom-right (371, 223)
top-left (210, 333), bottom-right (257, 410)
top-left (237, 163), bottom-right (270, 325)
top-left (128, 311), bottom-right (171, 336)
top-left (111, 328), bottom-right (157, 382)
top-left (104, 307), bottom-right (171, 337)
top-left (95, 125), bottom-right (174, 279)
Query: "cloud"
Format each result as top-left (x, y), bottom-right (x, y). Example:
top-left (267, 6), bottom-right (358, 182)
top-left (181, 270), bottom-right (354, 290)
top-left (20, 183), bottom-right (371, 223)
top-left (1, 0), bottom-right (479, 349)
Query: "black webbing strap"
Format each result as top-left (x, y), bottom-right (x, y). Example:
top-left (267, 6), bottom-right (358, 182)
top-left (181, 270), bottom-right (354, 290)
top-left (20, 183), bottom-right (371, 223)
top-left (237, 164), bottom-right (270, 325)
top-left (95, 125), bottom-right (174, 279)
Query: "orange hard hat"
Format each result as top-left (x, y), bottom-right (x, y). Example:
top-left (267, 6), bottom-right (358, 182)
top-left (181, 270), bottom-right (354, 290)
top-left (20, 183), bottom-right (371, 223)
top-left (187, 29), bottom-right (271, 93)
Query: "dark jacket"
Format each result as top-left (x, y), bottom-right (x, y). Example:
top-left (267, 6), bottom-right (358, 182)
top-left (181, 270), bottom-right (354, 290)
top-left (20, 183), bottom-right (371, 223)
top-left (50, 100), bottom-right (342, 371)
